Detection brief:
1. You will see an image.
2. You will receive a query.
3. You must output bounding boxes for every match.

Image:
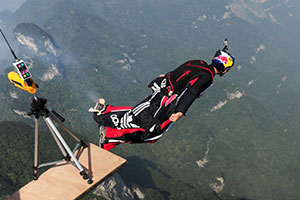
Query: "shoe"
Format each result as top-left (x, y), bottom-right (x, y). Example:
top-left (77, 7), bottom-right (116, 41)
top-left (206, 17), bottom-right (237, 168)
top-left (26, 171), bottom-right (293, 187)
top-left (99, 126), bottom-right (107, 147)
top-left (88, 98), bottom-right (106, 115)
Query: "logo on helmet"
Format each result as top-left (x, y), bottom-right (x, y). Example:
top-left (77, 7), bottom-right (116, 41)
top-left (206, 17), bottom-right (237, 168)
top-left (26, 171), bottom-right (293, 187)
top-left (216, 54), bottom-right (233, 68)
top-left (216, 56), bottom-right (228, 65)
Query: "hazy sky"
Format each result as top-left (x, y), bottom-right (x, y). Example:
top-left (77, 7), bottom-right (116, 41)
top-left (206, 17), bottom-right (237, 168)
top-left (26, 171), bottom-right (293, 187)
top-left (0, 0), bottom-right (26, 12)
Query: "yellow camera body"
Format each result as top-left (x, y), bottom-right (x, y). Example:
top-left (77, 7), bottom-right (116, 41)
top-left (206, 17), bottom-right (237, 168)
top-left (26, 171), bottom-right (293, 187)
top-left (8, 71), bottom-right (37, 94)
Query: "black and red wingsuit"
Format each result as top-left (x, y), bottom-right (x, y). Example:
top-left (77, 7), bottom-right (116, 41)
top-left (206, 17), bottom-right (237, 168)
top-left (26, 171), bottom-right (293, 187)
top-left (93, 60), bottom-right (215, 150)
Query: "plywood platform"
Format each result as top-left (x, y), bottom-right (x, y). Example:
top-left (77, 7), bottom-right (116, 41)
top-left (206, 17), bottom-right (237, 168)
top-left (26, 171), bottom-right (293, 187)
top-left (8, 143), bottom-right (127, 200)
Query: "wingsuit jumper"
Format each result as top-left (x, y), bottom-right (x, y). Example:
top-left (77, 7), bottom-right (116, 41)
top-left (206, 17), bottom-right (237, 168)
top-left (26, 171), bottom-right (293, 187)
top-left (89, 39), bottom-right (235, 151)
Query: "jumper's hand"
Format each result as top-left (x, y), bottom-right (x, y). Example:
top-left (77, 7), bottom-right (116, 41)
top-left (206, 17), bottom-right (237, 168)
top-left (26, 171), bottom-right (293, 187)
top-left (169, 112), bottom-right (183, 122)
top-left (159, 74), bottom-right (165, 77)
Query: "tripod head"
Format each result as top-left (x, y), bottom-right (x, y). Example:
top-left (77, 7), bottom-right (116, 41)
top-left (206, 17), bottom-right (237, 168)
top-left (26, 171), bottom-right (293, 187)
top-left (27, 96), bottom-right (66, 123)
top-left (28, 97), bottom-right (49, 118)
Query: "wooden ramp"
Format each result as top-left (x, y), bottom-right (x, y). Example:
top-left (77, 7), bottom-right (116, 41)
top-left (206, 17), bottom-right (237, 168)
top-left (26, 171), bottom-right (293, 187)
top-left (8, 143), bottom-right (127, 200)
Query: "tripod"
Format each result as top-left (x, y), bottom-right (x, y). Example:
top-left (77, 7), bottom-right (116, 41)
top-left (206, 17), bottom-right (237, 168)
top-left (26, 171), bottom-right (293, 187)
top-left (28, 96), bottom-right (93, 184)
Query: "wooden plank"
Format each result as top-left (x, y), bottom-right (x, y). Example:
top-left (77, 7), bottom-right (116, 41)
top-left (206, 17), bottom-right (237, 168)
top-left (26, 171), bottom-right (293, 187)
top-left (8, 143), bottom-right (127, 200)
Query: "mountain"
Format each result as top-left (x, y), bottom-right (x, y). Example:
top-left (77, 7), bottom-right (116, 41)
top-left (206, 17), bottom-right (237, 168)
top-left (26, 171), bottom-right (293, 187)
top-left (0, 0), bottom-right (300, 199)
top-left (14, 23), bottom-right (65, 79)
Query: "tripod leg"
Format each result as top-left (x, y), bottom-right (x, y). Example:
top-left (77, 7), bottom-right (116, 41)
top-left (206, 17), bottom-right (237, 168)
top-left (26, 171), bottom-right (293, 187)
top-left (43, 118), bottom-right (69, 159)
top-left (44, 117), bottom-right (88, 179)
top-left (33, 118), bottom-right (39, 180)
top-left (49, 113), bottom-right (88, 148)
top-left (50, 113), bottom-right (80, 142)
